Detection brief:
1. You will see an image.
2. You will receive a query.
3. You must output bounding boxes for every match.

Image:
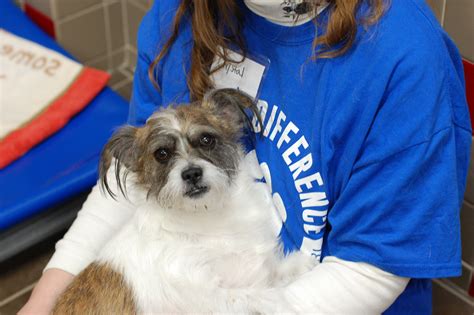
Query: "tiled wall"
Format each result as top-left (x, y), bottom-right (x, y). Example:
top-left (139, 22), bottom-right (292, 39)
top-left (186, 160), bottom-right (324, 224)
top-left (16, 0), bottom-right (152, 100)
top-left (427, 1), bottom-right (474, 313)
top-left (8, 0), bottom-right (474, 313)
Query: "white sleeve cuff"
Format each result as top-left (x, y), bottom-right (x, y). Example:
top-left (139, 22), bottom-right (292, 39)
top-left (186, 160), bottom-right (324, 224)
top-left (44, 245), bottom-right (96, 276)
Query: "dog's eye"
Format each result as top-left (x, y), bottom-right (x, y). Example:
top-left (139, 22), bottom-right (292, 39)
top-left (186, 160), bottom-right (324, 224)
top-left (154, 148), bottom-right (172, 163)
top-left (199, 134), bottom-right (215, 148)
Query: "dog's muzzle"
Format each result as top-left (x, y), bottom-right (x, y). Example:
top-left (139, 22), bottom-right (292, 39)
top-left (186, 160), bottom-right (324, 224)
top-left (181, 166), bottom-right (209, 198)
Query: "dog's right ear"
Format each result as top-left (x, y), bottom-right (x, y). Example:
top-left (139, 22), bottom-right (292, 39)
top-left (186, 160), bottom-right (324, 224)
top-left (202, 88), bottom-right (263, 134)
top-left (99, 125), bottom-right (139, 199)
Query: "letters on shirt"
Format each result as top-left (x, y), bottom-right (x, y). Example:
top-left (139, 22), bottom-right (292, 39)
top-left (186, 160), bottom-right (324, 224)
top-left (252, 99), bottom-right (328, 260)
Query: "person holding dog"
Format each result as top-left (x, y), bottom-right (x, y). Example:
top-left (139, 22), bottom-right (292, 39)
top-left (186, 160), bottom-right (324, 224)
top-left (20, 0), bottom-right (472, 314)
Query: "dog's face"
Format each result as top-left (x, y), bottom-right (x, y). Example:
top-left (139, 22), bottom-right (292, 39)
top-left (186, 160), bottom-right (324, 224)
top-left (100, 89), bottom-right (259, 211)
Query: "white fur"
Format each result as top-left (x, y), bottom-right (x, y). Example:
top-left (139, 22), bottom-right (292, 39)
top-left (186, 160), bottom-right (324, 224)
top-left (97, 163), bottom-right (315, 314)
top-left (157, 157), bottom-right (230, 212)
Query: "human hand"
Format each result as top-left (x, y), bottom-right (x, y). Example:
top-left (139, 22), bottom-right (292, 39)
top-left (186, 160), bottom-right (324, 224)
top-left (18, 268), bottom-right (74, 315)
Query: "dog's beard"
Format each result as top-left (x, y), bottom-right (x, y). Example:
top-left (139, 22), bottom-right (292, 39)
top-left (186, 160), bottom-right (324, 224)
top-left (157, 158), bottom-right (233, 212)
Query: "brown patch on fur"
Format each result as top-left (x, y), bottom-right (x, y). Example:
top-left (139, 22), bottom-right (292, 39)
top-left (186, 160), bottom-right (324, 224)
top-left (201, 88), bottom-right (263, 137)
top-left (134, 126), bottom-right (149, 144)
top-left (53, 263), bottom-right (137, 315)
top-left (176, 104), bottom-right (240, 141)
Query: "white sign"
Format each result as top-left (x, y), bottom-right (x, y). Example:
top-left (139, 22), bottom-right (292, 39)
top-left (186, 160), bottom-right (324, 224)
top-left (210, 49), bottom-right (266, 99)
top-left (0, 29), bottom-right (83, 137)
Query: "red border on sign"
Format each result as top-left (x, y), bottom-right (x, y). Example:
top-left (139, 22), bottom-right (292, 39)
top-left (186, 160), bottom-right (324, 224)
top-left (0, 67), bottom-right (110, 169)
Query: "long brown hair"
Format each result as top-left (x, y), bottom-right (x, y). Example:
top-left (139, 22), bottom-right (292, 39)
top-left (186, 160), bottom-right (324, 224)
top-left (149, 0), bottom-right (387, 101)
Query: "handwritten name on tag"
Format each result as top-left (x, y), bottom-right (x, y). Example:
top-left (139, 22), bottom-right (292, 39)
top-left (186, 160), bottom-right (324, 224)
top-left (210, 49), bottom-right (266, 99)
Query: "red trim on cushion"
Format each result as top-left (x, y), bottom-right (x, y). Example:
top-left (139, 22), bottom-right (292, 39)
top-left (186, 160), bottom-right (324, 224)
top-left (24, 3), bottom-right (56, 38)
top-left (463, 59), bottom-right (474, 134)
top-left (0, 68), bottom-right (110, 169)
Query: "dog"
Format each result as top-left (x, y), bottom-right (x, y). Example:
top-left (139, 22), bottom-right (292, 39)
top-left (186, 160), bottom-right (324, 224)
top-left (53, 89), bottom-right (315, 314)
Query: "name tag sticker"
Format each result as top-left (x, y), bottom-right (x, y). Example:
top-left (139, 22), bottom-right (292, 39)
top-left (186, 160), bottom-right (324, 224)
top-left (210, 49), bottom-right (269, 100)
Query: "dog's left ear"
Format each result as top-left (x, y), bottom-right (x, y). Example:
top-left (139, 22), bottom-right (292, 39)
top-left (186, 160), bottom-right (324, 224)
top-left (99, 125), bottom-right (139, 199)
top-left (202, 88), bottom-right (262, 132)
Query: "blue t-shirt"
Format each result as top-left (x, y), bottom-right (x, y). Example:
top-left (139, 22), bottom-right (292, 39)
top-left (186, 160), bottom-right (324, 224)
top-left (128, 0), bottom-right (472, 313)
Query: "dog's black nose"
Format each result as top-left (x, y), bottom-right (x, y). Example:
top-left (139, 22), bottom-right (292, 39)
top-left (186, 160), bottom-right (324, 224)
top-left (181, 167), bottom-right (203, 184)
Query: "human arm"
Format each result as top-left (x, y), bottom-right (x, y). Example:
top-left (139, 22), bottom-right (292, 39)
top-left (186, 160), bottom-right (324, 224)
top-left (271, 256), bottom-right (409, 314)
top-left (43, 181), bottom-right (137, 274)
top-left (18, 269), bottom-right (74, 315)
top-left (292, 257), bottom-right (409, 314)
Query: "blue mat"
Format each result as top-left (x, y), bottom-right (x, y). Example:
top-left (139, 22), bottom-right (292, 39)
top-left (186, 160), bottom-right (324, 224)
top-left (0, 0), bottom-right (129, 229)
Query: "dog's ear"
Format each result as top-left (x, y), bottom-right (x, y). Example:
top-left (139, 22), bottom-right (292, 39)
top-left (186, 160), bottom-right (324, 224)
top-left (202, 88), bottom-right (263, 133)
top-left (99, 125), bottom-right (139, 199)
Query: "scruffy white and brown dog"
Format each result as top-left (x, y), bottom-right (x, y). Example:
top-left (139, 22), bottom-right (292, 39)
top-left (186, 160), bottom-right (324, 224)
top-left (53, 89), bottom-right (314, 314)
